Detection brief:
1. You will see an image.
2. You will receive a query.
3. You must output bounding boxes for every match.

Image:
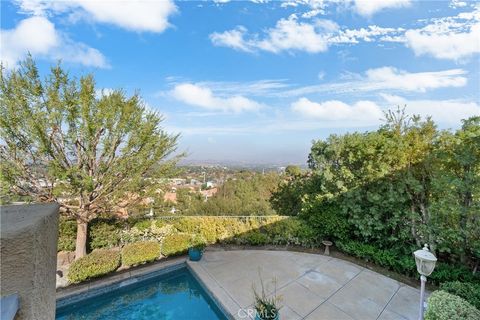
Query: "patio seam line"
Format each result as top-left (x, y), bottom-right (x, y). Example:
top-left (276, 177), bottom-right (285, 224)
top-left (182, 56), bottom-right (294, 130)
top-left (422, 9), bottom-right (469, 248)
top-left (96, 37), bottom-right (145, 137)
top-left (269, 254), bottom-right (334, 295)
top-left (197, 261), bottom-right (244, 314)
top-left (303, 301), bottom-right (355, 320)
top-left (300, 267), bottom-right (365, 320)
top-left (264, 255), bottom-right (334, 318)
top-left (285, 306), bottom-right (303, 320)
top-left (375, 285), bottom-right (408, 320)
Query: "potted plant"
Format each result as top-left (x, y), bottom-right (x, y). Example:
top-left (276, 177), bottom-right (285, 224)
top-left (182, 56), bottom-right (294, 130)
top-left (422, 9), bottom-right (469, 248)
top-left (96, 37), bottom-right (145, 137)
top-left (253, 276), bottom-right (281, 320)
top-left (188, 234), bottom-right (206, 261)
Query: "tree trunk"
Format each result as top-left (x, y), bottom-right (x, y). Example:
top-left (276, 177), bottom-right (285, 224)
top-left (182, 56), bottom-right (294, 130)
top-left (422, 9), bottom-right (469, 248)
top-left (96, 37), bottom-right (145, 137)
top-left (75, 220), bottom-right (88, 259)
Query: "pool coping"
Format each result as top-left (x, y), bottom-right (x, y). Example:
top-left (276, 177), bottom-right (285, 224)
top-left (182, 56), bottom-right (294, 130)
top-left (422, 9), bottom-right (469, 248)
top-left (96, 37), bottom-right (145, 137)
top-left (187, 261), bottom-right (237, 320)
top-left (56, 257), bottom-right (186, 309)
top-left (187, 260), bottom-right (240, 320)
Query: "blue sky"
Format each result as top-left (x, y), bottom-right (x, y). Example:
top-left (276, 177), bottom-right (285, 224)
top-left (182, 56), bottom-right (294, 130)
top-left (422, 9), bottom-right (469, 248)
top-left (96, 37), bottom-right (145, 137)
top-left (1, 0), bottom-right (479, 164)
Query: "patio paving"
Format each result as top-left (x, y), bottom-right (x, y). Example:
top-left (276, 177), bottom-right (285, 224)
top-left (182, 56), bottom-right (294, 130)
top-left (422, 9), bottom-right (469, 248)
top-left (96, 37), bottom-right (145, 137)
top-left (187, 249), bottom-right (421, 320)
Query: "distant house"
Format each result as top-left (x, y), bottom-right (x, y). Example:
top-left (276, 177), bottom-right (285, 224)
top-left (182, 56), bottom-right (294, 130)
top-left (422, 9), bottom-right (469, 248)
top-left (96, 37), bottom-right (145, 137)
top-left (163, 192), bottom-right (177, 203)
top-left (200, 187), bottom-right (218, 201)
top-left (190, 179), bottom-right (201, 186)
top-left (206, 181), bottom-right (215, 188)
top-left (170, 178), bottom-right (186, 186)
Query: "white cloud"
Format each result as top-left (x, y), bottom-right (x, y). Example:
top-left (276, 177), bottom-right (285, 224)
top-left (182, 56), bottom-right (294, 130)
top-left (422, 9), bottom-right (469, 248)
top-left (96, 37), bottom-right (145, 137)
top-left (211, 16), bottom-right (340, 53)
top-left (330, 25), bottom-right (405, 44)
top-left (380, 94), bottom-right (480, 125)
top-left (257, 17), bottom-right (336, 53)
top-left (0, 16), bottom-right (108, 68)
top-left (450, 0), bottom-right (468, 9)
top-left (210, 26), bottom-right (253, 52)
top-left (190, 79), bottom-right (291, 97)
top-left (15, 0), bottom-right (177, 33)
top-left (210, 15), bottom-right (404, 53)
top-left (353, 0), bottom-right (411, 17)
top-left (279, 67), bottom-right (467, 97)
top-left (292, 97), bottom-right (384, 125)
top-left (292, 95), bottom-right (480, 127)
top-left (404, 5), bottom-right (480, 60)
top-left (280, 0), bottom-right (410, 17)
top-left (211, 4), bottom-right (480, 61)
top-left (364, 67), bottom-right (467, 92)
top-left (171, 83), bottom-right (263, 113)
top-left (405, 24), bottom-right (480, 61)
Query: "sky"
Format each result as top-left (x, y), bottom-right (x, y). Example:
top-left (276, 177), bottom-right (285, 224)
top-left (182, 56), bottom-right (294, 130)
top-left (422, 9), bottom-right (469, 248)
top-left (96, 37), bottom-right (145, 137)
top-left (1, 0), bottom-right (479, 165)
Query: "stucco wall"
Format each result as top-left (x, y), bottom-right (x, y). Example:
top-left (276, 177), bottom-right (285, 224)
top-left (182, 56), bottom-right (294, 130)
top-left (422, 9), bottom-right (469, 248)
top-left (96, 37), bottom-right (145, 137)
top-left (1, 204), bottom-right (59, 320)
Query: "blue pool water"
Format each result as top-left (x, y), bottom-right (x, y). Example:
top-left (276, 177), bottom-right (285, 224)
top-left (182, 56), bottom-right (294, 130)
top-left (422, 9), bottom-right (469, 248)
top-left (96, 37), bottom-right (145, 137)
top-left (56, 267), bottom-right (227, 320)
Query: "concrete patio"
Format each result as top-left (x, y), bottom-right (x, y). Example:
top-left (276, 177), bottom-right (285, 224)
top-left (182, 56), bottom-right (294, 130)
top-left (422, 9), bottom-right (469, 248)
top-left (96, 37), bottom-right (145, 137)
top-left (188, 249), bottom-right (421, 320)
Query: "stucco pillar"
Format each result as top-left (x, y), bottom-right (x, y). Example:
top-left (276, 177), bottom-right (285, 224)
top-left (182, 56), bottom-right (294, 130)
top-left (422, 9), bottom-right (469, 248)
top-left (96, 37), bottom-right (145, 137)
top-left (1, 204), bottom-right (59, 320)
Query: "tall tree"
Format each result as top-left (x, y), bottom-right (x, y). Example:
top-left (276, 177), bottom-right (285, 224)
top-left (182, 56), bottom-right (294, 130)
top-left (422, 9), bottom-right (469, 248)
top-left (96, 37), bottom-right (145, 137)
top-left (0, 58), bottom-right (181, 258)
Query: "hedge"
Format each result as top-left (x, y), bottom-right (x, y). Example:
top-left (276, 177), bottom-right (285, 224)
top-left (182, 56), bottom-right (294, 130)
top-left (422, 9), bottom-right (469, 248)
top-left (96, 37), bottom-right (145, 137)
top-left (59, 216), bottom-right (318, 253)
top-left (425, 290), bottom-right (480, 320)
top-left (336, 240), bottom-right (416, 277)
top-left (122, 241), bottom-right (161, 266)
top-left (68, 249), bottom-right (121, 283)
top-left (440, 281), bottom-right (480, 309)
top-left (161, 233), bottom-right (192, 257)
top-left (335, 240), bottom-right (480, 285)
top-left (58, 218), bottom-right (76, 252)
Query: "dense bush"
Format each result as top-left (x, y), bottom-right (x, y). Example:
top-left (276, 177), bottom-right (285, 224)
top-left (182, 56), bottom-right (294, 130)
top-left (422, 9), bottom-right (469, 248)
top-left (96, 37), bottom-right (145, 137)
top-left (240, 231), bottom-right (270, 245)
top-left (161, 233), bottom-right (192, 256)
top-left (88, 219), bottom-right (122, 250)
top-left (58, 218), bottom-right (123, 252)
top-left (429, 263), bottom-right (480, 285)
top-left (58, 219), bottom-right (76, 252)
top-left (300, 202), bottom-right (350, 241)
top-left (440, 281), bottom-right (480, 309)
top-left (262, 217), bottom-right (319, 247)
top-left (273, 114), bottom-right (480, 280)
top-left (425, 290), bottom-right (480, 320)
top-left (68, 249), bottom-right (121, 283)
top-left (335, 240), bottom-right (480, 285)
top-left (122, 241), bottom-right (161, 266)
top-left (337, 240), bottom-right (417, 277)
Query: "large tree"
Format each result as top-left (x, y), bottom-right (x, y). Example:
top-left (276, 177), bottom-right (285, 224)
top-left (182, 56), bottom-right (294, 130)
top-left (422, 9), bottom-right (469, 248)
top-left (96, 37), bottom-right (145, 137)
top-left (0, 58), bottom-right (180, 258)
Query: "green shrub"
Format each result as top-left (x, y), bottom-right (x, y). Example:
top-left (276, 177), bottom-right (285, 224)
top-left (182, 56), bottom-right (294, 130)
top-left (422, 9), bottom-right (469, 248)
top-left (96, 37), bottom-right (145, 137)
top-left (425, 290), bottom-right (480, 320)
top-left (241, 232), bottom-right (270, 245)
top-left (68, 249), bottom-right (120, 283)
top-left (58, 219), bottom-right (76, 252)
top-left (264, 218), bottom-right (319, 247)
top-left (133, 219), bottom-right (152, 231)
top-left (300, 201), bottom-right (351, 241)
top-left (336, 240), bottom-right (416, 277)
top-left (88, 219), bottom-right (121, 250)
top-left (429, 263), bottom-right (480, 285)
top-left (440, 281), bottom-right (480, 309)
top-left (121, 241), bottom-right (161, 266)
top-left (189, 234), bottom-right (207, 251)
top-left (161, 233), bottom-right (192, 256)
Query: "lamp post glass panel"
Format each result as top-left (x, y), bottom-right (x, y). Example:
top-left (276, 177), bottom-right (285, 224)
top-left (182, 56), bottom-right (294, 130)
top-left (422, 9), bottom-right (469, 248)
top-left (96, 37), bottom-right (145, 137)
top-left (413, 244), bottom-right (437, 320)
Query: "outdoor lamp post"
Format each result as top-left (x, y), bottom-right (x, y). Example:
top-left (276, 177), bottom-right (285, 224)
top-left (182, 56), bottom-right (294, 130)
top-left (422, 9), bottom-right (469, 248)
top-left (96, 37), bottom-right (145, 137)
top-left (413, 244), bottom-right (437, 320)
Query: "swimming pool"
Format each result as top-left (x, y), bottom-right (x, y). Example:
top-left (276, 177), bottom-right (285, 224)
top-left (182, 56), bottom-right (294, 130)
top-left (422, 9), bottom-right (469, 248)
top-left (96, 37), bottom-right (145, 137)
top-left (56, 267), bottom-right (227, 320)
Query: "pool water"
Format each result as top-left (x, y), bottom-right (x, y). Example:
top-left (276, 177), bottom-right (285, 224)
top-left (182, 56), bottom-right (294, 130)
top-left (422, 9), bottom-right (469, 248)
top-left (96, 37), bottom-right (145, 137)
top-left (56, 268), bottom-right (227, 320)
